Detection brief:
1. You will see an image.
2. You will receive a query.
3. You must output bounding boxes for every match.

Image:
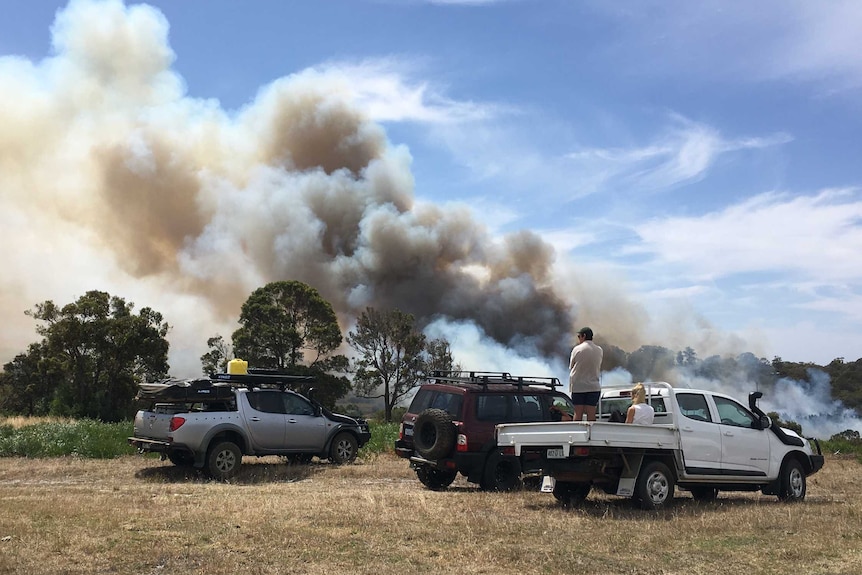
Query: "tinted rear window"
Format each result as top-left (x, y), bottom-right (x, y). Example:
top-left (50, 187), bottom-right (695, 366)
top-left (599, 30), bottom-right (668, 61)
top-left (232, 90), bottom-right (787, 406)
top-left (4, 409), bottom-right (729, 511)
top-left (600, 397), bottom-right (668, 416)
top-left (475, 394), bottom-right (547, 423)
top-left (409, 389), bottom-right (463, 419)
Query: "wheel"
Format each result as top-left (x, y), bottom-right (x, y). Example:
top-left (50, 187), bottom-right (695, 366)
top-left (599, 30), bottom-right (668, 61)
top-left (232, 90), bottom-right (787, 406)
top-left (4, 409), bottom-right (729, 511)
top-left (167, 451), bottom-right (195, 467)
top-left (329, 432), bottom-right (359, 465)
top-left (778, 459), bottom-right (806, 502)
top-left (635, 461), bottom-right (674, 510)
top-left (689, 486), bottom-right (719, 502)
top-left (552, 481), bottom-right (591, 507)
top-left (480, 453), bottom-right (522, 492)
top-left (413, 409), bottom-right (456, 460)
top-left (206, 441), bottom-right (242, 480)
top-left (415, 465), bottom-right (457, 491)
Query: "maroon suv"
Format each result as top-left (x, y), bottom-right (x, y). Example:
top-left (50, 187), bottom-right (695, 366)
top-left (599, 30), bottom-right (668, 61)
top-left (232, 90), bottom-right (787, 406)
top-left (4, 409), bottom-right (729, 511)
top-left (395, 371), bottom-right (574, 491)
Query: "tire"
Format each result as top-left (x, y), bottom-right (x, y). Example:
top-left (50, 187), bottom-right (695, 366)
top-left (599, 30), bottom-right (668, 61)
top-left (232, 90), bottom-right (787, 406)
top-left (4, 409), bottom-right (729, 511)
top-left (552, 481), bottom-right (591, 508)
top-left (480, 453), bottom-right (522, 492)
top-left (778, 459), bottom-right (806, 502)
top-left (206, 441), bottom-right (242, 480)
top-left (415, 465), bottom-right (457, 491)
top-left (167, 451), bottom-right (195, 467)
top-left (329, 432), bottom-right (359, 465)
top-left (690, 486), bottom-right (719, 502)
top-left (635, 461), bottom-right (675, 510)
top-left (413, 409), bottom-right (456, 460)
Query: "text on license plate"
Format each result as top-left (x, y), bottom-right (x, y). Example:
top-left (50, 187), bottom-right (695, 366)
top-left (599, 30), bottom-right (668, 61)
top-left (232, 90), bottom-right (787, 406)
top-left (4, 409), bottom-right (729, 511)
top-left (547, 448), bottom-right (565, 459)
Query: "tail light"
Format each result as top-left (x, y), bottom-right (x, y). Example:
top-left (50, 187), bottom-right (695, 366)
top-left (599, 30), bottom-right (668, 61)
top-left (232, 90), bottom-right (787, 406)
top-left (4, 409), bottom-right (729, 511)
top-left (573, 446), bottom-right (590, 456)
top-left (169, 416), bottom-right (186, 432)
top-left (500, 446), bottom-right (515, 456)
top-left (398, 423), bottom-right (404, 440)
top-left (456, 434), bottom-right (468, 452)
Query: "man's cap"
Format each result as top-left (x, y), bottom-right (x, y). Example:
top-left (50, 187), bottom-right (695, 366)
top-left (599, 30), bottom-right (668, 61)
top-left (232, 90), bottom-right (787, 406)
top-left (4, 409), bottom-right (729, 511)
top-left (577, 327), bottom-right (593, 338)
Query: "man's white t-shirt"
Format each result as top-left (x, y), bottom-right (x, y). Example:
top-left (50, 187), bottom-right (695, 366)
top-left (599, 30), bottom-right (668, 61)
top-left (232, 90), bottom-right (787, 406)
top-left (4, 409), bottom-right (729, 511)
top-left (569, 340), bottom-right (603, 394)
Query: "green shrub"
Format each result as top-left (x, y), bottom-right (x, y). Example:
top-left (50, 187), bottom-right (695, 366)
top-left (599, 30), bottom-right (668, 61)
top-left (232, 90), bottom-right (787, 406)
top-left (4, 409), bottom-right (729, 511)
top-left (0, 420), bottom-right (135, 458)
top-left (0, 419), bottom-right (401, 459)
top-left (821, 429), bottom-right (862, 463)
top-left (360, 422), bottom-right (399, 457)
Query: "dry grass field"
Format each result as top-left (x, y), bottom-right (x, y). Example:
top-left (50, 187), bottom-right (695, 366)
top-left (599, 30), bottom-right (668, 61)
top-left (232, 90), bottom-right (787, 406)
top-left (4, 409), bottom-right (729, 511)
top-left (0, 453), bottom-right (859, 575)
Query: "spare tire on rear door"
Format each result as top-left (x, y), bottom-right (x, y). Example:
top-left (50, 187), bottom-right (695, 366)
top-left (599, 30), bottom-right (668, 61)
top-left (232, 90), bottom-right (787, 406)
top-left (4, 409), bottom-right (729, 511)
top-left (413, 408), bottom-right (456, 459)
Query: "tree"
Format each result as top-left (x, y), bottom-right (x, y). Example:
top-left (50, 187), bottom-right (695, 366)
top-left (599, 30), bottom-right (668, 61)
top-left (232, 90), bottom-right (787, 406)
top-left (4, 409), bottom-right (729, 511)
top-left (200, 335), bottom-right (232, 376)
top-left (0, 342), bottom-right (63, 416)
top-left (626, 345), bottom-right (676, 382)
top-left (676, 347), bottom-right (698, 367)
top-left (232, 281), bottom-right (343, 369)
top-left (0, 291), bottom-right (170, 421)
top-left (347, 307), bottom-right (453, 422)
top-left (767, 411), bottom-right (803, 435)
top-left (425, 337), bottom-right (460, 374)
top-left (230, 281), bottom-right (350, 407)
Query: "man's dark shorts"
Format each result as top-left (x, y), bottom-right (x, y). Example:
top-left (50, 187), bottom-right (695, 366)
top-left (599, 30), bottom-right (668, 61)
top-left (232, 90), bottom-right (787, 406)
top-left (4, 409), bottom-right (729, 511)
top-left (571, 391), bottom-right (600, 407)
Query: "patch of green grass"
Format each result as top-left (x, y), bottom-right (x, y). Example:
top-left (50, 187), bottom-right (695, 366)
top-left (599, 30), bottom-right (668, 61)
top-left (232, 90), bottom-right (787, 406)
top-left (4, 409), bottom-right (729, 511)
top-left (820, 437), bottom-right (862, 464)
top-left (0, 420), bottom-right (135, 458)
top-left (0, 418), bottom-right (401, 459)
top-left (361, 422), bottom-right (399, 457)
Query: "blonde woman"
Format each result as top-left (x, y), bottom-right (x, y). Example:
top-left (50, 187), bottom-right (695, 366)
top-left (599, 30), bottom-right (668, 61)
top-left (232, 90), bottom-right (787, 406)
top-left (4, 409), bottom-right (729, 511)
top-left (626, 383), bottom-right (655, 424)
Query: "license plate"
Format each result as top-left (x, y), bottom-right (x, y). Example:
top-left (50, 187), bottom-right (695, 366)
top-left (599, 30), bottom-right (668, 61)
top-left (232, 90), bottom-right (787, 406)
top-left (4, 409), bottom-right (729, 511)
top-left (547, 448), bottom-right (565, 459)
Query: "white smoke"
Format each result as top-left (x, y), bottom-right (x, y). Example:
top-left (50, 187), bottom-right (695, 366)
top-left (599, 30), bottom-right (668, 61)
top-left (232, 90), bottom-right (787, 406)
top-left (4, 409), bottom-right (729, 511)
top-left (1, 0), bottom-right (860, 442)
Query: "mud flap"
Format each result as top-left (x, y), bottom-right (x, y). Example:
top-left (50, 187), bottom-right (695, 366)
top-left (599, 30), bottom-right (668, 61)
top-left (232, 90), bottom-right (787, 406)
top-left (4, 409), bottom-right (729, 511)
top-left (615, 452), bottom-right (645, 497)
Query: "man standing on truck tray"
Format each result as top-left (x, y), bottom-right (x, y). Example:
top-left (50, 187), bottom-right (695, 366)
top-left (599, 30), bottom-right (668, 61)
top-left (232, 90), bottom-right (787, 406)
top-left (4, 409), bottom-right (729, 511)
top-left (569, 327), bottom-right (603, 422)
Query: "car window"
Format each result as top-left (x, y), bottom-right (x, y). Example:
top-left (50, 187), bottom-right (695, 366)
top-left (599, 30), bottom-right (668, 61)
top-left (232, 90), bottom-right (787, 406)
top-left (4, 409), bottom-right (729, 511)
top-left (409, 389), bottom-right (463, 418)
top-left (513, 395), bottom-right (544, 422)
top-left (283, 393), bottom-right (315, 416)
top-left (600, 397), bottom-right (668, 416)
top-left (476, 394), bottom-right (510, 422)
top-left (714, 396), bottom-right (757, 428)
top-left (247, 391), bottom-right (287, 414)
top-left (546, 395), bottom-right (575, 413)
top-left (676, 393), bottom-right (712, 422)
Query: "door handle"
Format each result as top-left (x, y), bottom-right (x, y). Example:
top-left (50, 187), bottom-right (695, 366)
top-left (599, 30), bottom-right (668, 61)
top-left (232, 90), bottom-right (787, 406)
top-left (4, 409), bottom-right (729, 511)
top-left (250, 417), bottom-right (261, 422)
top-left (288, 419), bottom-right (297, 424)
top-left (682, 426), bottom-right (693, 432)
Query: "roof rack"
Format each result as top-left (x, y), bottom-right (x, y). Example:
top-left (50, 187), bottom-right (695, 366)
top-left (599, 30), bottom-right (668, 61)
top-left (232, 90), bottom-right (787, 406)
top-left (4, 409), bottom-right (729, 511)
top-left (209, 370), bottom-right (315, 390)
top-left (428, 370), bottom-right (561, 390)
top-left (137, 370), bottom-right (317, 404)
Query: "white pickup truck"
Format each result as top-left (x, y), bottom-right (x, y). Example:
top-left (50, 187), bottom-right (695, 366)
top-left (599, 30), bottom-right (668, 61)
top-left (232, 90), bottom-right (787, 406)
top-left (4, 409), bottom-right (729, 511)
top-left (496, 382), bottom-right (824, 509)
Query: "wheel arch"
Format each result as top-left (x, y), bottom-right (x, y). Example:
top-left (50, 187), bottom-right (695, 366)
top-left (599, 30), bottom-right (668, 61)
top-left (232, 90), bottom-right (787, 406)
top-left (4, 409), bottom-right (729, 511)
top-left (782, 450), bottom-right (814, 475)
top-left (196, 427), bottom-right (248, 466)
top-left (642, 453), bottom-right (680, 481)
top-left (324, 425), bottom-right (361, 453)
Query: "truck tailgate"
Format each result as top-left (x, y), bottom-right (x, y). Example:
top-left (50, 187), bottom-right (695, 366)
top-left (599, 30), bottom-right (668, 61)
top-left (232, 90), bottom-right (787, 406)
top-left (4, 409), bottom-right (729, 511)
top-left (133, 410), bottom-right (174, 441)
top-left (496, 421), bottom-right (679, 456)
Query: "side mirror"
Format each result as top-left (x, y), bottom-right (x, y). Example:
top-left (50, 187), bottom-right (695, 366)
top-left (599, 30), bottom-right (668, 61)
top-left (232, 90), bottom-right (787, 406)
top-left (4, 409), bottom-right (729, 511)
top-left (758, 414), bottom-right (771, 430)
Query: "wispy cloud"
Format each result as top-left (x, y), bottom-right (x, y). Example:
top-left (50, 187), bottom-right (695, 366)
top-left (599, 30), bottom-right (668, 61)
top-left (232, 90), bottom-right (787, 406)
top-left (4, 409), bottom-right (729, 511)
top-left (567, 115), bottom-right (792, 195)
top-left (303, 58), bottom-right (503, 124)
top-left (629, 188), bottom-right (862, 284)
top-left (598, 0), bottom-right (862, 93)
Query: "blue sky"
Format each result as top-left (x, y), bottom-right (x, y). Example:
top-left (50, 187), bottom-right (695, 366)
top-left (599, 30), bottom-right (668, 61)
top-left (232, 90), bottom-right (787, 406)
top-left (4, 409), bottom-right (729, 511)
top-left (1, 0), bottom-right (861, 379)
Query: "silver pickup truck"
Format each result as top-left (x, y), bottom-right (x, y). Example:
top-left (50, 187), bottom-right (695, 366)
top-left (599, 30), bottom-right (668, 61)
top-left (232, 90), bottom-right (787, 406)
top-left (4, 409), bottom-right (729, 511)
top-left (128, 372), bottom-right (371, 479)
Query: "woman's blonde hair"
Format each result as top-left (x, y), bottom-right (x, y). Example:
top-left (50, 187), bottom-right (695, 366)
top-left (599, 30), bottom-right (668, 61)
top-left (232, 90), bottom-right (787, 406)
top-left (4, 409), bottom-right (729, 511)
top-left (631, 383), bottom-right (647, 405)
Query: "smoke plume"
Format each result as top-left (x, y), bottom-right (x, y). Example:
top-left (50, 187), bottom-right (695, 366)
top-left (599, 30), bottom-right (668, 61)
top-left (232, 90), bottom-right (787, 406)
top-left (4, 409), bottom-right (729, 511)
top-left (0, 0), bottom-right (578, 374)
top-left (1, 1), bottom-right (859, 439)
